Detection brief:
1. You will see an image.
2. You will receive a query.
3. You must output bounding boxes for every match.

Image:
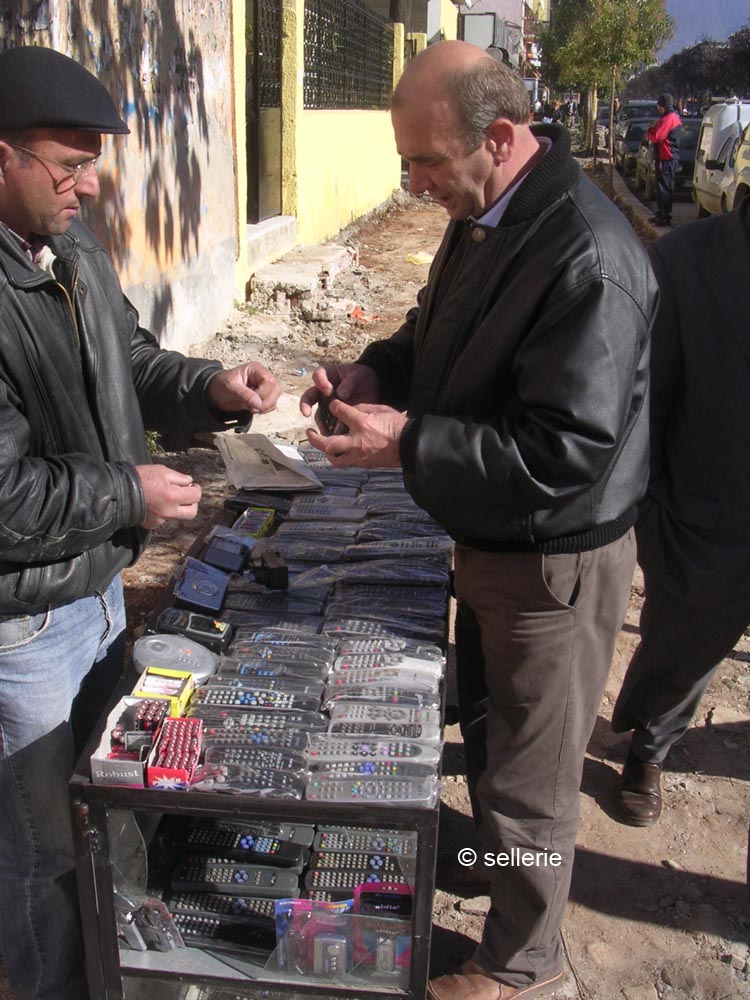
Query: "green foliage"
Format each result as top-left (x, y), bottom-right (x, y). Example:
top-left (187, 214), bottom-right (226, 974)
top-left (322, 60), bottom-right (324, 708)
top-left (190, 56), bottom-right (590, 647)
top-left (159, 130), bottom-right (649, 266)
top-left (145, 430), bottom-right (165, 456)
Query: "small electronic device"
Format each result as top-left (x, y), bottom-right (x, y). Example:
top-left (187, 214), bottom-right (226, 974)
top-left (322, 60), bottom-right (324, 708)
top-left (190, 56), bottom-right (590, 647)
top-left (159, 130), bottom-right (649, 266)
top-left (132, 633), bottom-right (218, 683)
top-left (170, 858), bottom-right (301, 898)
top-left (180, 819), bottom-right (308, 870)
top-left (313, 828), bottom-right (418, 857)
top-left (202, 535), bottom-right (248, 574)
top-left (307, 736), bottom-right (441, 766)
top-left (317, 392), bottom-right (348, 437)
top-left (154, 608), bottom-right (235, 654)
top-left (174, 558), bottom-right (230, 614)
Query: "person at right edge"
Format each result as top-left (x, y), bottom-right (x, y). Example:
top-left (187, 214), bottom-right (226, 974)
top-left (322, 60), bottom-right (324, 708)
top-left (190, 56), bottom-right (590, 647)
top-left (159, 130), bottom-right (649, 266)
top-left (301, 40), bottom-right (658, 1000)
top-left (646, 93), bottom-right (681, 227)
top-left (611, 196), bottom-right (750, 826)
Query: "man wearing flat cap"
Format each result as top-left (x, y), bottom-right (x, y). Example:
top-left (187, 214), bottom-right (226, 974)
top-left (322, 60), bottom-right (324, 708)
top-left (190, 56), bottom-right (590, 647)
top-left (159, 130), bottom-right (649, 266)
top-left (0, 46), bottom-right (280, 1000)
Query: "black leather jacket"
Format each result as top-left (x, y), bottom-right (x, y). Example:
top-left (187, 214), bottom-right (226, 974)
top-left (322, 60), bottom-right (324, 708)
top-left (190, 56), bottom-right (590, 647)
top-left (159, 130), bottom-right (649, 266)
top-left (359, 126), bottom-right (659, 553)
top-left (0, 219), bottom-right (231, 611)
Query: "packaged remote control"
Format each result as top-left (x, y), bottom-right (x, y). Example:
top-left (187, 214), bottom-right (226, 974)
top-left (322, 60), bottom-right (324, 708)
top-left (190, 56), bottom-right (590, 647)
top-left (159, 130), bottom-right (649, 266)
top-left (170, 910), bottom-right (276, 955)
top-left (328, 703), bottom-right (441, 727)
top-left (190, 763), bottom-right (308, 798)
top-left (216, 658), bottom-right (329, 683)
top-left (342, 537), bottom-right (453, 561)
top-left (357, 518), bottom-right (449, 541)
top-left (322, 685), bottom-right (440, 712)
top-left (331, 652), bottom-right (443, 679)
top-left (325, 668), bottom-right (440, 693)
top-left (309, 759), bottom-right (436, 782)
top-left (305, 775), bottom-right (439, 808)
top-left (327, 719), bottom-right (441, 743)
top-left (271, 539), bottom-right (348, 563)
top-left (336, 635), bottom-right (445, 661)
top-left (207, 673), bottom-right (324, 698)
top-left (167, 890), bottom-right (278, 923)
top-left (191, 685), bottom-right (322, 713)
top-left (176, 818), bottom-right (309, 869)
top-left (308, 850), bottom-right (415, 879)
top-left (229, 628), bottom-right (337, 652)
top-left (204, 744), bottom-right (308, 776)
top-left (223, 592), bottom-right (325, 616)
top-left (274, 520), bottom-right (360, 541)
top-left (323, 615), bottom-right (445, 643)
top-left (313, 827), bottom-right (418, 857)
top-left (170, 857), bottom-right (301, 898)
top-left (189, 707), bottom-right (326, 731)
top-left (306, 735), bottom-right (441, 767)
top-left (223, 611), bottom-right (325, 633)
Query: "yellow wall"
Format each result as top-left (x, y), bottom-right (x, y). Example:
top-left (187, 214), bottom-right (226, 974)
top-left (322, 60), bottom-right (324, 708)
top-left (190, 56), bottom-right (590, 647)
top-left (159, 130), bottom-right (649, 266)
top-left (440, 0), bottom-right (458, 40)
top-left (295, 111), bottom-right (402, 245)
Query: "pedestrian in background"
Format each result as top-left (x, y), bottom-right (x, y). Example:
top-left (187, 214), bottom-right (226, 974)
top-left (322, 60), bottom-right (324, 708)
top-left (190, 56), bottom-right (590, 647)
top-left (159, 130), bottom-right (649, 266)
top-left (612, 197), bottom-right (750, 826)
top-left (647, 93), bottom-right (681, 227)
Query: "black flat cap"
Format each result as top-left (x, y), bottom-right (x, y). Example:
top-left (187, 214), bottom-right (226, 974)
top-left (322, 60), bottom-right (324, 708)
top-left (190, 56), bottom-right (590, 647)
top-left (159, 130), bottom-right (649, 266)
top-left (0, 46), bottom-right (129, 134)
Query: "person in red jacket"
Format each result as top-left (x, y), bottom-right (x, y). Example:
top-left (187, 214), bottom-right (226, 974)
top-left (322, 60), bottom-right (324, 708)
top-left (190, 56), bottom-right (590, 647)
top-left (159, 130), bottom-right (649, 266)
top-left (647, 93), bottom-right (681, 226)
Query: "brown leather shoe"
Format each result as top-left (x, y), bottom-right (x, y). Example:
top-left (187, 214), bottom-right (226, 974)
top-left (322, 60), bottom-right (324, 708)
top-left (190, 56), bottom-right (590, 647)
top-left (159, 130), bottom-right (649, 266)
top-left (618, 748), bottom-right (662, 826)
top-left (428, 959), bottom-right (565, 1000)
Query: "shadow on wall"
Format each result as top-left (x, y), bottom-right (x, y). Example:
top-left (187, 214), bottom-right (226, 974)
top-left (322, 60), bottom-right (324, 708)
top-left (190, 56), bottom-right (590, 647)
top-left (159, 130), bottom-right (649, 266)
top-left (1, 0), bottom-right (212, 306)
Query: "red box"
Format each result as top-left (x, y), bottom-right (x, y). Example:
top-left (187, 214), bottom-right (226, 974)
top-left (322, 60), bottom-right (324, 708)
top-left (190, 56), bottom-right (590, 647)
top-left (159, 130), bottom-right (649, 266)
top-left (146, 717), bottom-right (202, 790)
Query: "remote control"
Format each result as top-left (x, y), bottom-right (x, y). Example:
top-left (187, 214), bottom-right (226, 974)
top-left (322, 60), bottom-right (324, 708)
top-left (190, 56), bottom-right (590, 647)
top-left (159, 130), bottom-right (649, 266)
top-left (336, 636), bottom-right (444, 661)
top-left (191, 686), bottom-right (322, 712)
top-left (170, 911), bottom-right (276, 953)
top-left (327, 720), bottom-right (442, 743)
top-left (322, 686), bottom-right (440, 711)
top-left (171, 858), bottom-right (301, 898)
top-left (168, 890), bottom-right (277, 922)
top-left (325, 669), bottom-right (440, 693)
top-left (200, 728), bottom-right (311, 753)
top-left (310, 759), bottom-right (436, 780)
top-left (189, 708), bottom-right (326, 731)
top-left (332, 653), bottom-right (443, 677)
top-left (328, 703), bottom-right (441, 727)
top-left (204, 745), bottom-right (307, 774)
top-left (305, 775), bottom-right (439, 807)
top-left (313, 828), bottom-right (418, 857)
top-left (229, 629), bottom-right (338, 652)
top-left (309, 851), bottom-right (414, 877)
top-left (307, 736), bottom-right (441, 766)
top-left (190, 763), bottom-right (308, 798)
top-left (207, 674), bottom-right (324, 697)
top-left (179, 820), bottom-right (308, 870)
top-left (303, 869), bottom-right (409, 897)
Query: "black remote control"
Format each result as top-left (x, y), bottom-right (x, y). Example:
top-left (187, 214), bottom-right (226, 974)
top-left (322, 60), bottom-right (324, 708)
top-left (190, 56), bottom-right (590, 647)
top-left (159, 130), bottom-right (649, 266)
top-left (313, 828), bottom-right (418, 857)
top-left (171, 911), bottom-right (276, 954)
top-left (171, 857), bottom-right (300, 898)
top-left (180, 819), bottom-right (308, 869)
top-left (168, 890), bottom-right (277, 923)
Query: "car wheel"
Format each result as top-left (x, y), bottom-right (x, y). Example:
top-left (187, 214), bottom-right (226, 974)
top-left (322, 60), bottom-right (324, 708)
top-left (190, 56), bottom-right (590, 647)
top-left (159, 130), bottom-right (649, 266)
top-left (721, 195), bottom-right (728, 213)
top-left (696, 203), bottom-right (710, 218)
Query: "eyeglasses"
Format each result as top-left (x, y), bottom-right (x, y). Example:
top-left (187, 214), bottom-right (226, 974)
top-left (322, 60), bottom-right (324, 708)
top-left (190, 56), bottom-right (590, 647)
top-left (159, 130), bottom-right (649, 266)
top-left (9, 144), bottom-right (101, 193)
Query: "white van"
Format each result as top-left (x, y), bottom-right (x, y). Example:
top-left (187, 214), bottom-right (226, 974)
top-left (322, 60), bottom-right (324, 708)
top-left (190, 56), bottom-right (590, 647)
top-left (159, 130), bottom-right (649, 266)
top-left (693, 99), bottom-right (750, 216)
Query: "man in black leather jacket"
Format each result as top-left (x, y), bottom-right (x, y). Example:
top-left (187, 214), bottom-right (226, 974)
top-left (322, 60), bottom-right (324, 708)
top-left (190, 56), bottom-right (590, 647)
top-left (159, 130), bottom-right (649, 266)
top-left (0, 46), bottom-right (280, 1000)
top-left (302, 41), bottom-right (658, 1000)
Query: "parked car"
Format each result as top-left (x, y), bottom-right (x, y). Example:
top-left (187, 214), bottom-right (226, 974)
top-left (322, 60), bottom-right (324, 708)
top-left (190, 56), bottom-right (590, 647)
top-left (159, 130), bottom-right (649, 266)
top-left (634, 119), bottom-right (700, 201)
top-left (613, 117), bottom-right (654, 175)
top-left (730, 120), bottom-right (750, 210)
top-left (617, 99), bottom-right (658, 122)
top-left (595, 103), bottom-right (610, 149)
top-left (692, 99), bottom-right (750, 216)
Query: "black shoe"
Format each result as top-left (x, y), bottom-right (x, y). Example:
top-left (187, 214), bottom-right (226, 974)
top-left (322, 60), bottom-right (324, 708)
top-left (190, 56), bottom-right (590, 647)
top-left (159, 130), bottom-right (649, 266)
top-left (435, 850), bottom-right (493, 896)
top-left (648, 215), bottom-right (669, 226)
top-left (618, 748), bottom-right (662, 826)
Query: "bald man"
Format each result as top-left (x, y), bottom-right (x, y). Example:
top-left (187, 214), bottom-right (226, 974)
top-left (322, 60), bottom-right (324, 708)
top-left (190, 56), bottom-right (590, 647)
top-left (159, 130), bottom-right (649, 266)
top-left (302, 42), bottom-right (658, 1000)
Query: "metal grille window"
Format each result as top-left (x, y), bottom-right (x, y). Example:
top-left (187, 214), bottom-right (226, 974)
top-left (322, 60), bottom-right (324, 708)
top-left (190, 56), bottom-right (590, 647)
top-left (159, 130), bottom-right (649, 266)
top-left (304, 0), bottom-right (394, 110)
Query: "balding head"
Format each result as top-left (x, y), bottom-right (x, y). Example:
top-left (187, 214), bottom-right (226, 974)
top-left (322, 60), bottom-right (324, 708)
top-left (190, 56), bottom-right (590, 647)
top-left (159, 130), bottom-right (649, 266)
top-left (392, 41), bottom-right (530, 152)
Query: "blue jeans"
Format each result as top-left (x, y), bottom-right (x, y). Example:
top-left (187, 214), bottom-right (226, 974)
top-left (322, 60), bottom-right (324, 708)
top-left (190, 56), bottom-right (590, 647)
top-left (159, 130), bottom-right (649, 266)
top-left (0, 577), bottom-right (126, 1000)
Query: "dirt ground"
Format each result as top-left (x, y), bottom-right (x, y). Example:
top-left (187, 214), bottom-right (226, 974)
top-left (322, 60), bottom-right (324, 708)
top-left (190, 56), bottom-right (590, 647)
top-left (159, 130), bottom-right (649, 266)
top-left (1, 182), bottom-right (748, 1000)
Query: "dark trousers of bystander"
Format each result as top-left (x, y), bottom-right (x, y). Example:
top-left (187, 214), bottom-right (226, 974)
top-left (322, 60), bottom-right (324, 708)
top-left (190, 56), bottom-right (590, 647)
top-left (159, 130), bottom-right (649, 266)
top-left (654, 159), bottom-right (678, 223)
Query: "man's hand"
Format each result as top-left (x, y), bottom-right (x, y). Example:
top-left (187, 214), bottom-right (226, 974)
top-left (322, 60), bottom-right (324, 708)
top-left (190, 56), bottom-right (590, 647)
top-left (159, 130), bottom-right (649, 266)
top-left (300, 363), bottom-right (380, 433)
top-left (136, 465), bottom-right (202, 529)
top-left (306, 401), bottom-right (407, 468)
top-left (207, 362), bottom-right (281, 418)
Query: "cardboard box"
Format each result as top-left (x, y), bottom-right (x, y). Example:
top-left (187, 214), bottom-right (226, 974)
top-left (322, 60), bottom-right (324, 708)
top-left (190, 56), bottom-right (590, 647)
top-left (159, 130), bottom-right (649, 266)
top-left (90, 698), bottom-right (150, 786)
top-left (146, 717), bottom-right (202, 790)
top-left (130, 666), bottom-right (195, 717)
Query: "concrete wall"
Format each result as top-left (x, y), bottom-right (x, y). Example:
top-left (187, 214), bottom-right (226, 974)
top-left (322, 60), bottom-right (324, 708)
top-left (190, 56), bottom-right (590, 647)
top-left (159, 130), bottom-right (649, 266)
top-left (1, 0), bottom-right (241, 354)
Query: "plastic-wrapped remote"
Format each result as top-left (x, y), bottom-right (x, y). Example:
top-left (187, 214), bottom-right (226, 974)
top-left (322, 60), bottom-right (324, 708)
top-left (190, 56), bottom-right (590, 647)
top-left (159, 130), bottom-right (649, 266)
top-left (228, 642), bottom-right (334, 667)
top-left (200, 728), bottom-right (310, 752)
top-left (303, 869), bottom-right (410, 897)
top-left (327, 720), bottom-right (441, 743)
top-left (189, 708), bottom-right (326, 731)
top-left (229, 629), bottom-right (338, 652)
top-left (168, 890), bottom-right (277, 922)
top-left (305, 775), bottom-right (439, 807)
top-left (342, 537), bottom-right (453, 560)
top-left (310, 759), bottom-right (436, 780)
top-left (179, 819), bottom-right (307, 869)
top-left (204, 745), bottom-right (307, 773)
top-left (306, 736), bottom-right (441, 766)
top-left (207, 674), bottom-right (324, 697)
top-left (328, 703), bottom-right (441, 727)
top-left (336, 636), bottom-right (444, 661)
top-left (325, 669), bottom-right (440, 693)
top-left (322, 685), bottom-right (440, 711)
top-left (170, 911), bottom-right (276, 953)
top-left (191, 686), bottom-right (322, 712)
top-left (313, 828), bottom-right (417, 856)
top-left (332, 652), bottom-right (443, 676)
top-left (190, 763), bottom-right (307, 798)
top-left (171, 858), bottom-right (300, 897)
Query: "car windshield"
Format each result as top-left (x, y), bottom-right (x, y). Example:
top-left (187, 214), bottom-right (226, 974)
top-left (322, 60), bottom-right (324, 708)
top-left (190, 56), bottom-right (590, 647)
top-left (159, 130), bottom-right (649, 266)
top-left (679, 123), bottom-right (700, 148)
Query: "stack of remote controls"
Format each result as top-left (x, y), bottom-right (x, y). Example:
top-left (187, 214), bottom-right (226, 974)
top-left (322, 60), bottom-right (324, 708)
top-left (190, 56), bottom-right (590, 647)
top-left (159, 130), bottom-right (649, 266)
top-left (135, 445), bottom-right (451, 803)
top-left (154, 817), bottom-right (416, 974)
